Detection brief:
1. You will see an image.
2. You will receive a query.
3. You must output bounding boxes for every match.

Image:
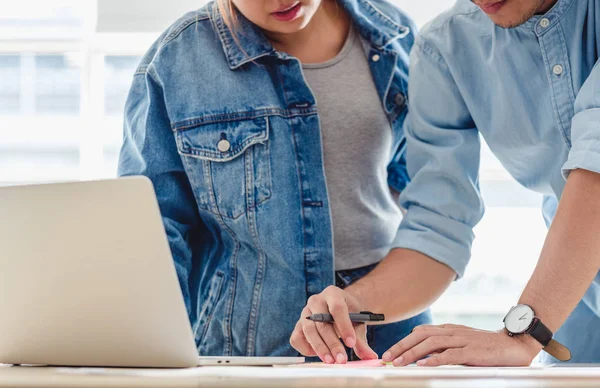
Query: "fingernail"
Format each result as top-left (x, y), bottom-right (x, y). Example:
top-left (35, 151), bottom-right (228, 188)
top-left (325, 354), bottom-right (334, 364)
top-left (417, 359), bottom-right (427, 366)
top-left (346, 337), bottom-right (356, 347)
top-left (393, 356), bottom-right (403, 366)
top-left (336, 353), bottom-right (346, 364)
top-left (382, 352), bottom-right (391, 361)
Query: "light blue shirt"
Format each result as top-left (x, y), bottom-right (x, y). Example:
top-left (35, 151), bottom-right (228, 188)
top-left (396, 0), bottom-right (600, 362)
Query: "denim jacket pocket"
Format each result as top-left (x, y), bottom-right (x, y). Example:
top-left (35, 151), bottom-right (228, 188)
top-left (193, 270), bottom-right (225, 348)
top-left (175, 116), bottom-right (272, 219)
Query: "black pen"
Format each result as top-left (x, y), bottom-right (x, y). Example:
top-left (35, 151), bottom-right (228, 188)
top-left (306, 311), bottom-right (385, 323)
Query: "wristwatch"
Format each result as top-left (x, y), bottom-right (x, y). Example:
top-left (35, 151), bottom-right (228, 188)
top-left (503, 304), bottom-right (571, 362)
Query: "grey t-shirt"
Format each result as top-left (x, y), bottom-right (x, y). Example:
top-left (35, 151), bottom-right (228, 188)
top-left (302, 26), bottom-right (403, 271)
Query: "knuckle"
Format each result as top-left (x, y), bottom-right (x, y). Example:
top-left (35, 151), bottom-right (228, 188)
top-left (424, 337), bottom-right (438, 348)
top-left (315, 343), bottom-right (330, 356)
top-left (315, 322), bottom-right (329, 334)
top-left (303, 323), bottom-right (318, 337)
top-left (392, 341), bottom-right (405, 354)
top-left (443, 349), bottom-right (462, 365)
top-left (429, 354), bottom-right (442, 365)
top-left (290, 330), bottom-right (301, 344)
top-left (405, 348), bottom-right (419, 361)
top-left (329, 302), bottom-right (345, 316)
top-left (327, 339), bottom-right (344, 352)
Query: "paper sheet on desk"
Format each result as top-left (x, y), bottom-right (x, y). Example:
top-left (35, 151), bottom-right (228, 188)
top-left (284, 359), bottom-right (389, 368)
top-left (55, 364), bottom-right (600, 379)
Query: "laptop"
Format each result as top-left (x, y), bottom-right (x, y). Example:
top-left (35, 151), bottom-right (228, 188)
top-left (0, 177), bottom-right (304, 368)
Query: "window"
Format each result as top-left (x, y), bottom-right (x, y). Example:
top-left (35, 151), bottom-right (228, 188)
top-left (1, 0), bottom-right (547, 331)
top-left (0, 1), bottom-right (87, 185)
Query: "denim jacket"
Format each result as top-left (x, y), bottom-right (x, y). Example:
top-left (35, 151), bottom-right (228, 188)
top-left (118, 0), bottom-right (416, 356)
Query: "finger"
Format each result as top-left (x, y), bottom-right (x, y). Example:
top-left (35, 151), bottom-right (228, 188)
top-left (304, 298), bottom-right (337, 363)
top-left (290, 322), bottom-right (317, 357)
top-left (383, 327), bottom-right (453, 362)
top-left (417, 348), bottom-right (466, 367)
top-left (438, 324), bottom-right (472, 330)
top-left (325, 293), bottom-right (355, 348)
top-left (412, 324), bottom-right (471, 332)
top-left (394, 336), bottom-right (465, 367)
top-left (353, 324), bottom-right (378, 360)
top-left (302, 320), bottom-right (335, 364)
top-left (334, 325), bottom-right (342, 338)
top-left (315, 322), bottom-right (348, 364)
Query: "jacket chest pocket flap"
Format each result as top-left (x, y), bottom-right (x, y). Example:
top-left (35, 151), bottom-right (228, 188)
top-left (175, 116), bottom-right (272, 220)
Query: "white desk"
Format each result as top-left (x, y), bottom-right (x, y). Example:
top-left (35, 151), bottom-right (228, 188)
top-left (2, 365), bottom-right (600, 388)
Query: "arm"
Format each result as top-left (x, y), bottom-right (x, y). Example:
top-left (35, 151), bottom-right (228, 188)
top-left (383, 59), bottom-right (600, 368)
top-left (345, 249), bottom-right (454, 322)
top-left (351, 35), bottom-right (484, 320)
top-left (347, 35), bottom-right (483, 320)
top-left (118, 65), bottom-right (203, 317)
top-left (519, 168), bottom-right (600, 340)
top-left (290, 37), bottom-right (483, 362)
top-left (519, 59), bottom-right (600, 343)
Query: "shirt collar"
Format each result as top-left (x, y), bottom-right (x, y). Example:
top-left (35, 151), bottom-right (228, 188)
top-left (211, 0), bottom-right (412, 70)
top-left (517, 0), bottom-right (576, 32)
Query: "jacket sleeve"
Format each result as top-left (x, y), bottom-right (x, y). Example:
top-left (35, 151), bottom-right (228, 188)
top-left (118, 66), bottom-right (202, 316)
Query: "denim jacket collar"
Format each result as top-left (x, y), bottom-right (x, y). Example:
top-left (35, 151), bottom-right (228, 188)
top-left (211, 0), bottom-right (412, 70)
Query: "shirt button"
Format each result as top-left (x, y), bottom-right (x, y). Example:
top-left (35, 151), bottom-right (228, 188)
top-left (372, 54), bottom-right (380, 62)
top-left (540, 18), bottom-right (550, 28)
top-left (217, 139), bottom-right (231, 153)
top-left (553, 64), bottom-right (564, 75)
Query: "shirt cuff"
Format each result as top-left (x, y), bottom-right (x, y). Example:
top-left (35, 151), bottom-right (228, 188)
top-left (562, 108), bottom-right (600, 179)
top-left (392, 205), bottom-right (474, 279)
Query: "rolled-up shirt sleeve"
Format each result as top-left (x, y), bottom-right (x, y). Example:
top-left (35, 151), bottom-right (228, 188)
top-left (392, 37), bottom-right (485, 278)
top-left (562, 60), bottom-right (600, 178)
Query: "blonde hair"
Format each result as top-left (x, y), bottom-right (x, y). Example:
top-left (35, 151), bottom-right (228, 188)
top-left (217, 0), bottom-right (239, 30)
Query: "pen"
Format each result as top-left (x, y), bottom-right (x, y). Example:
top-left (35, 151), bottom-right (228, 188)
top-left (306, 311), bottom-right (385, 323)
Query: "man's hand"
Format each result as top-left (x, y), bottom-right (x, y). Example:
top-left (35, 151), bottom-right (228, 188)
top-left (381, 324), bottom-right (542, 367)
top-left (289, 286), bottom-right (378, 364)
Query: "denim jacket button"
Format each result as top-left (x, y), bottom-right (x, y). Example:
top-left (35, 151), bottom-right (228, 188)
top-left (217, 139), bottom-right (231, 153)
top-left (395, 93), bottom-right (407, 109)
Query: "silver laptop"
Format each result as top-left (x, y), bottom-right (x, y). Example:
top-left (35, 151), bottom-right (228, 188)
top-left (0, 177), bottom-right (303, 368)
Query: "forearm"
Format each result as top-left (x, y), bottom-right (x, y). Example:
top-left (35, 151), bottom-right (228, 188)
top-left (346, 248), bottom-right (455, 322)
top-left (519, 169), bottom-right (600, 332)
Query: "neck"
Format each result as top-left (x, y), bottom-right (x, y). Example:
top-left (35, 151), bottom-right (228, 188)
top-left (536, 0), bottom-right (558, 14)
top-left (265, 0), bottom-right (350, 63)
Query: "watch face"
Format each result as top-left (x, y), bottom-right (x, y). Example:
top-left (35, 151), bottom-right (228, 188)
top-left (505, 305), bottom-right (535, 334)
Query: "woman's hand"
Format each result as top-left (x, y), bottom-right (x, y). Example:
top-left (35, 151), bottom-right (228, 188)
top-left (289, 286), bottom-right (378, 364)
top-left (382, 324), bottom-right (542, 367)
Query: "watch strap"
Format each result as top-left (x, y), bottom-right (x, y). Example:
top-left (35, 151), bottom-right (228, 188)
top-left (544, 339), bottom-right (572, 362)
top-left (529, 319), bottom-right (572, 362)
top-left (528, 318), bottom-right (552, 347)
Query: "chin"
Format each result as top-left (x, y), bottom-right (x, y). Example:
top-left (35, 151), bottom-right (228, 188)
top-left (268, 19), bottom-right (310, 34)
top-left (488, 15), bottom-right (529, 29)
